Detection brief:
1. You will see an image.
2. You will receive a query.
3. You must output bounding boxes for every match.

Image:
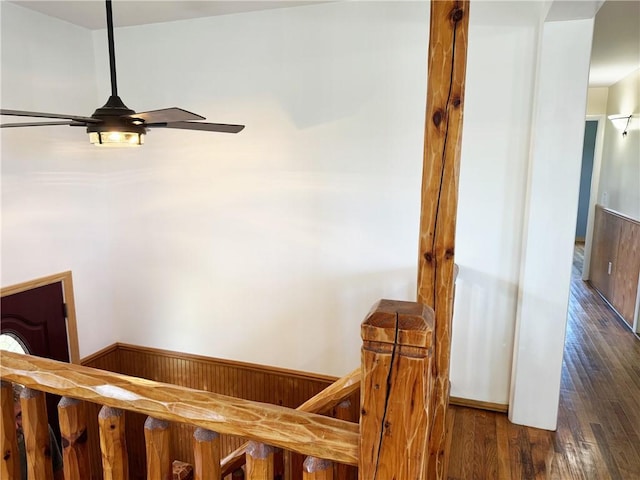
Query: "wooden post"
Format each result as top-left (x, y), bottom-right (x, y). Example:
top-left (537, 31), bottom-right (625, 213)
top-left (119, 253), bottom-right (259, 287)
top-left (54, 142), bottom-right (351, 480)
top-left (20, 387), bottom-right (54, 480)
top-left (144, 416), bottom-right (171, 480)
top-left (246, 441), bottom-right (274, 480)
top-left (98, 405), bottom-right (129, 480)
top-left (304, 457), bottom-right (334, 480)
top-left (359, 299), bottom-right (434, 480)
top-left (333, 400), bottom-right (356, 480)
top-left (416, 1), bottom-right (469, 479)
top-left (58, 396), bottom-right (90, 480)
top-left (1, 381), bottom-right (20, 480)
top-left (193, 427), bottom-right (220, 480)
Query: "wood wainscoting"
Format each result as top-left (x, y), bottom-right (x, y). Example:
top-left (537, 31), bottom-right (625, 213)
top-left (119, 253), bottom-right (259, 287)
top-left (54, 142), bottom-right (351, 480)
top-left (589, 205), bottom-right (640, 330)
top-left (81, 343), bottom-right (360, 480)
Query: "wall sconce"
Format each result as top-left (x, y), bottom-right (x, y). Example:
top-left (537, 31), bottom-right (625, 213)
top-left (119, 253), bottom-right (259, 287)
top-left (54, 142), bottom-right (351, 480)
top-left (608, 114), bottom-right (633, 137)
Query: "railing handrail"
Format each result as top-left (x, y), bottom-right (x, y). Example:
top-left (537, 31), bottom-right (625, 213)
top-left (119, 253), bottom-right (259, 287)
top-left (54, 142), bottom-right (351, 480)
top-left (220, 367), bottom-right (361, 476)
top-left (0, 350), bottom-right (359, 466)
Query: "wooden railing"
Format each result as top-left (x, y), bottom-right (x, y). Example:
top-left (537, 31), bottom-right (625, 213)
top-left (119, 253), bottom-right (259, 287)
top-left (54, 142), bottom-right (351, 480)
top-left (1, 299), bottom-right (433, 480)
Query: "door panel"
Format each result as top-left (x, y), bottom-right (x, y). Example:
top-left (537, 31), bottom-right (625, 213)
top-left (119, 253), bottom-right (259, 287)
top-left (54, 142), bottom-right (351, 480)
top-left (1, 282), bottom-right (69, 441)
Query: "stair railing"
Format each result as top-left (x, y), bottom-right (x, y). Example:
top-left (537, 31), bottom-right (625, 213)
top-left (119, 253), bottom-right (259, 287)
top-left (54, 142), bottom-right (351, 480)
top-left (1, 299), bottom-right (434, 480)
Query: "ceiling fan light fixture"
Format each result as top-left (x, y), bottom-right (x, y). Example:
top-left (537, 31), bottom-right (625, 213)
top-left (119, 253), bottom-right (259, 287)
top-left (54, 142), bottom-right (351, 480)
top-left (89, 130), bottom-right (144, 146)
top-left (0, 1), bottom-right (245, 140)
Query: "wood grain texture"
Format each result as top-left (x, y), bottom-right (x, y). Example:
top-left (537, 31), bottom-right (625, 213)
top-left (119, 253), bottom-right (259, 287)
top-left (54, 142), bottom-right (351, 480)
top-left (296, 369), bottom-right (360, 414)
top-left (416, 1), bottom-right (470, 479)
top-left (612, 216), bottom-right (640, 324)
top-left (1, 381), bottom-right (20, 480)
top-left (80, 344), bottom-right (120, 479)
top-left (359, 300), bottom-right (434, 480)
top-left (144, 417), bottom-right (172, 480)
top-left (58, 397), bottom-right (90, 480)
top-left (20, 387), bottom-right (54, 480)
top-left (193, 428), bottom-right (220, 480)
top-left (333, 401), bottom-right (357, 480)
top-left (172, 460), bottom-right (193, 480)
top-left (589, 205), bottom-right (640, 327)
top-left (220, 368), bottom-right (361, 478)
top-left (589, 206), bottom-right (616, 297)
top-left (0, 351), bottom-right (359, 466)
top-left (246, 442), bottom-right (274, 480)
top-left (304, 457), bottom-right (333, 480)
top-left (99, 406), bottom-right (129, 480)
top-left (446, 245), bottom-right (640, 480)
top-left (449, 397), bottom-right (508, 413)
top-left (82, 344), bottom-right (359, 480)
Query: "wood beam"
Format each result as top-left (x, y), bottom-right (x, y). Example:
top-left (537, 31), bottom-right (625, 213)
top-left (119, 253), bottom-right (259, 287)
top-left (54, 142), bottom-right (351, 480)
top-left (416, 1), bottom-right (470, 479)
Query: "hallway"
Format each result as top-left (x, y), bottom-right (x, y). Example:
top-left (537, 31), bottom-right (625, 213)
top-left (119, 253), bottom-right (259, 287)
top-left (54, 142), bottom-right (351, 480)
top-left (446, 244), bottom-right (640, 479)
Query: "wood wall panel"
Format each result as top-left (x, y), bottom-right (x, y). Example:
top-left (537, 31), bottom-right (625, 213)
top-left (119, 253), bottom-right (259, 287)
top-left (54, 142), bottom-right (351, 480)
top-left (81, 344), bottom-right (360, 480)
top-left (590, 206), bottom-right (613, 297)
top-left (80, 344), bottom-right (120, 480)
top-left (613, 220), bottom-right (640, 323)
top-left (589, 205), bottom-right (640, 328)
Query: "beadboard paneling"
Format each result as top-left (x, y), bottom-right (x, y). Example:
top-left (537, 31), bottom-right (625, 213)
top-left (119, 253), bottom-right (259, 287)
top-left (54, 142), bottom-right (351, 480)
top-left (81, 343), bottom-right (359, 480)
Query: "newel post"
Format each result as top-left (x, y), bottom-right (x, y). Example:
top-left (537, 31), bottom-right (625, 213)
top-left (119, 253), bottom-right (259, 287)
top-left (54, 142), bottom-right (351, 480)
top-left (358, 299), bottom-right (434, 479)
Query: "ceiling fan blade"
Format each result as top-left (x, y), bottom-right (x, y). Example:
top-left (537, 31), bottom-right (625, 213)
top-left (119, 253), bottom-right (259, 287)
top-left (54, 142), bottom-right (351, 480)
top-left (1, 109), bottom-right (99, 123)
top-left (148, 121), bottom-right (245, 134)
top-left (1, 121), bottom-right (84, 128)
top-left (130, 108), bottom-right (205, 124)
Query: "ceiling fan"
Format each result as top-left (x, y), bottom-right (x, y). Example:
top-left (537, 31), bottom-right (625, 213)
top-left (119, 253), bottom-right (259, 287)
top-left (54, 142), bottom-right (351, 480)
top-left (0, 0), bottom-right (244, 146)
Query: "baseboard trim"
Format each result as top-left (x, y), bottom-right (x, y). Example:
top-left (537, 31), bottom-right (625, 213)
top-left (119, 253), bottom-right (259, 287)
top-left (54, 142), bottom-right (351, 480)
top-left (450, 396), bottom-right (509, 413)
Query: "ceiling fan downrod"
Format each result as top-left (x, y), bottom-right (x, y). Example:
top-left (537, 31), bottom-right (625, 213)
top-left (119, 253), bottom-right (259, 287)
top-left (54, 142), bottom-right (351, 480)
top-left (106, 0), bottom-right (118, 98)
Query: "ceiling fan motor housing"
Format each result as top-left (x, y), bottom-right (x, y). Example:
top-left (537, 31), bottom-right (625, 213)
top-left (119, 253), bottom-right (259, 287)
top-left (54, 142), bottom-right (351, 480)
top-left (87, 95), bottom-right (146, 145)
top-left (88, 94), bottom-right (145, 127)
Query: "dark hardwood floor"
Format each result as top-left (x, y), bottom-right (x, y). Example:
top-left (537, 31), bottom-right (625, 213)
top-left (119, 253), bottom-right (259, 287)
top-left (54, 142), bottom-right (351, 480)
top-left (446, 244), bottom-right (640, 480)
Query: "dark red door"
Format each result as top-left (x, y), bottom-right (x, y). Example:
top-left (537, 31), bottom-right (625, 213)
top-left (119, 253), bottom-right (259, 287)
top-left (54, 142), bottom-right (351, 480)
top-left (1, 282), bottom-right (70, 440)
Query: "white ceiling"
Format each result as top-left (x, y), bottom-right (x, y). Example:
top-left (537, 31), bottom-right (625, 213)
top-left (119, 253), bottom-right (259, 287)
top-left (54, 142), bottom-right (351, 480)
top-left (589, 0), bottom-right (640, 87)
top-left (5, 1), bottom-right (330, 29)
top-left (7, 0), bottom-right (640, 87)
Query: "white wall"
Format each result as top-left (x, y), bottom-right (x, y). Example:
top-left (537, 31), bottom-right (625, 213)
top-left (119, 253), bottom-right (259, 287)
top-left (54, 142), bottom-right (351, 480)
top-left (509, 17), bottom-right (595, 430)
top-left (597, 68), bottom-right (640, 219)
top-left (90, 1), bottom-right (431, 374)
top-left (451, 1), bottom-right (542, 404)
top-left (587, 87), bottom-right (609, 115)
top-left (0, 2), bottom-right (117, 356)
top-left (1, 1), bottom-right (600, 429)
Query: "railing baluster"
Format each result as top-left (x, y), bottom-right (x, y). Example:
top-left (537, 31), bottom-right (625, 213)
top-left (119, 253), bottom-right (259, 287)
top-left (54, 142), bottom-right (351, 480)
top-left (246, 441), bottom-right (274, 480)
top-left (333, 400), bottom-right (355, 480)
top-left (144, 417), bottom-right (171, 480)
top-left (98, 406), bottom-right (129, 480)
top-left (304, 457), bottom-right (333, 480)
top-left (282, 450), bottom-right (293, 480)
top-left (192, 427), bottom-right (220, 480)
top-left (1, 381), bottom-right (20, 480)
top-left (20, 387), bottom-right (54, 480)
top-left (58, 397), bottom-right (90, 480)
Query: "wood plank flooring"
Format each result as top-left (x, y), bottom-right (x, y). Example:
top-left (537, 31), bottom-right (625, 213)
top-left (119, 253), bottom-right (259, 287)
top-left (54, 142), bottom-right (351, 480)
top-left (446, 244), bottom-right (640, 480)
